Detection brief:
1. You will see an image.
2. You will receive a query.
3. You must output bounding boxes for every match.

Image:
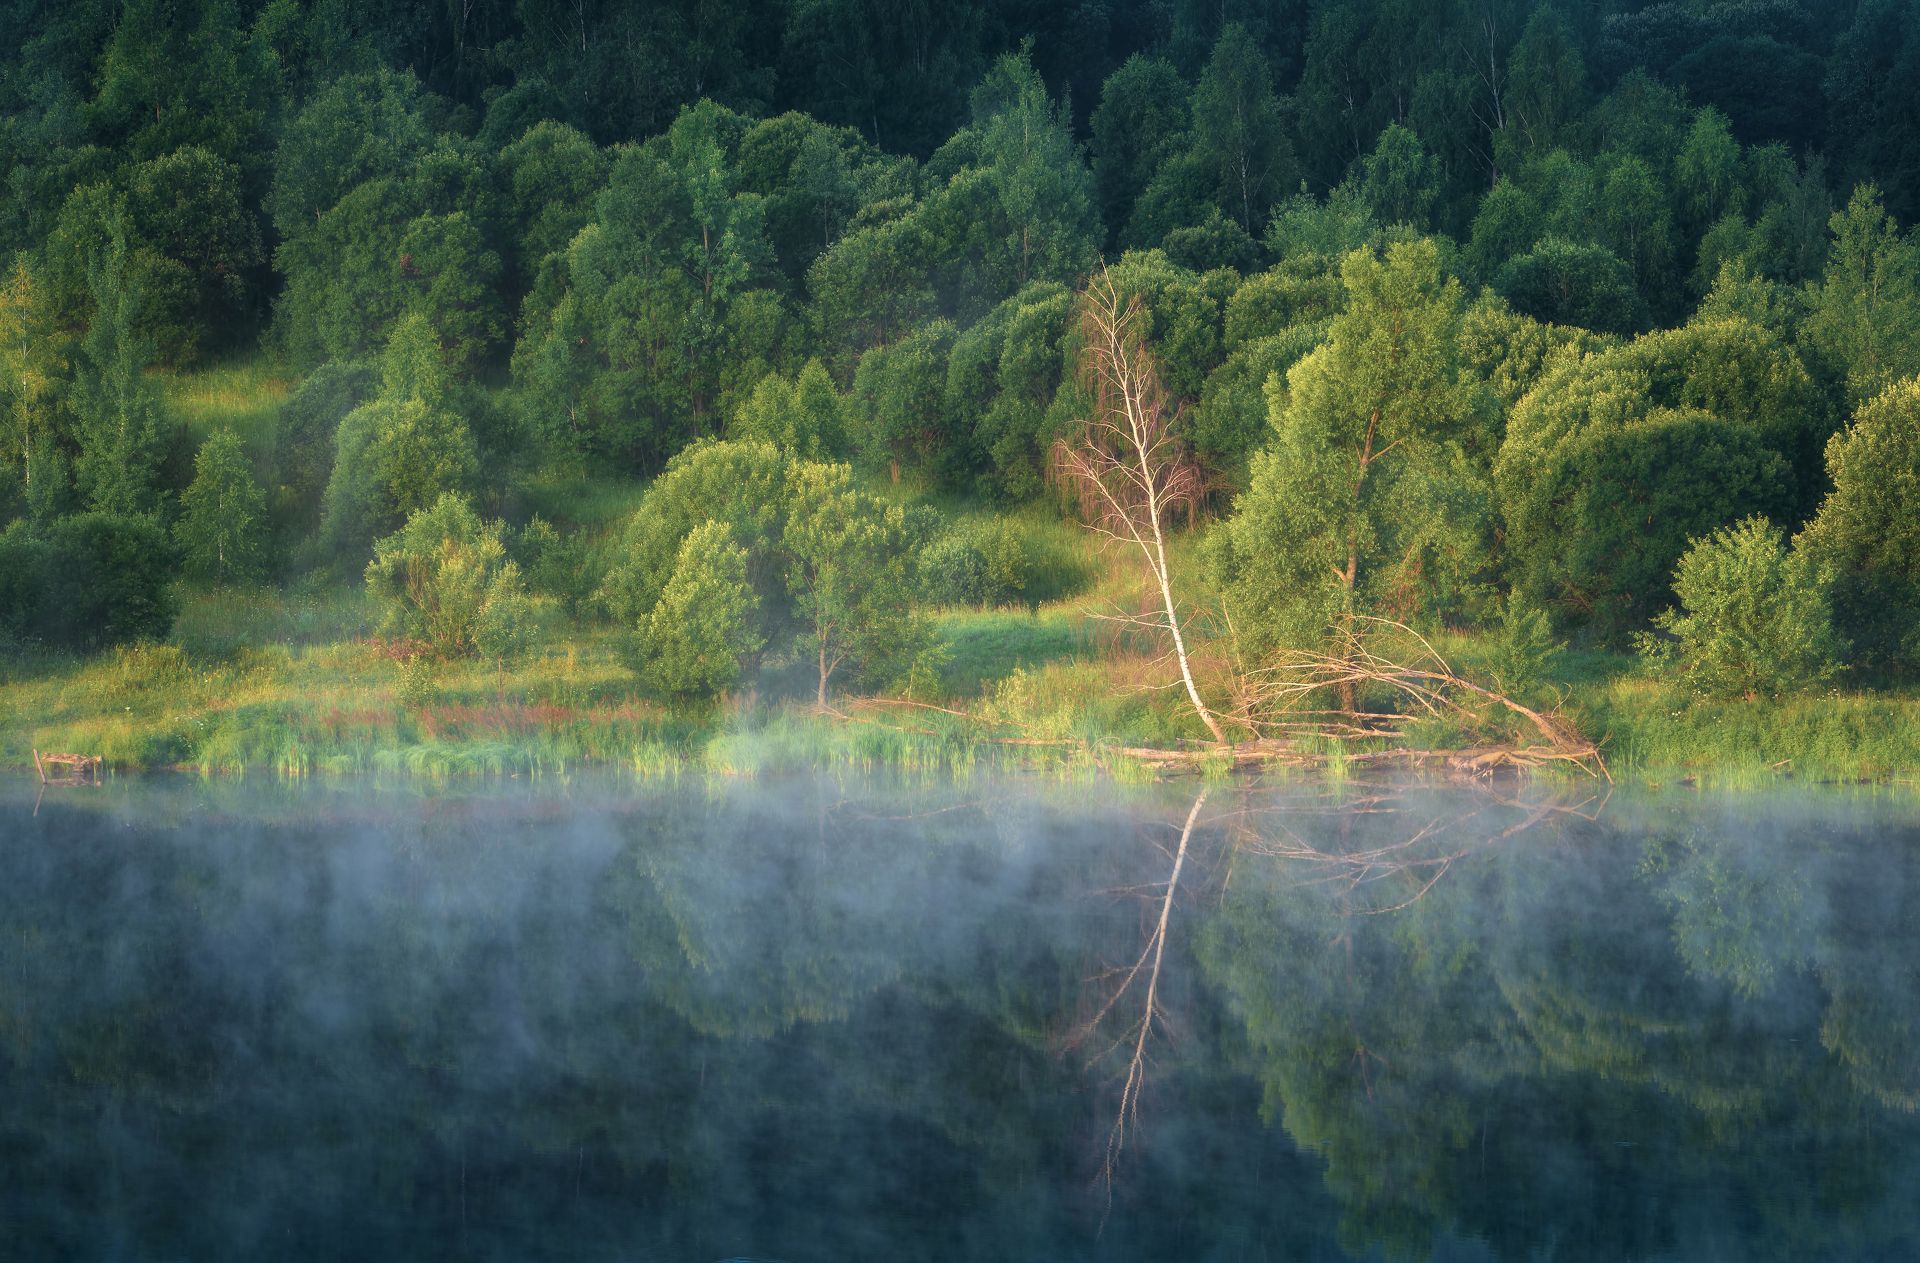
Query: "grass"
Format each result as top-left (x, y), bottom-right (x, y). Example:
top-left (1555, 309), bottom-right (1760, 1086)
top-left (5, 527), bottom-right (1918, 786)
top-left (159, 353), bottom-right (291, 451)
top-left (516, 470), bottom-right (652, 530)
top-left (1570, 674), bottom-right (1920, 788)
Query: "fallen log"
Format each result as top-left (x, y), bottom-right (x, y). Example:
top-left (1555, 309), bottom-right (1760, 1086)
top-left (32, 749), bottom-right (101, 785)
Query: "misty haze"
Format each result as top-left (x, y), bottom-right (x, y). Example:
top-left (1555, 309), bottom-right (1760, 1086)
top-left (5, 775), bottom-right (1919, 1259)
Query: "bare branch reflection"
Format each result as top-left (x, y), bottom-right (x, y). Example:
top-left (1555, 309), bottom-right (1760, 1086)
top-left (1070, 774), bottom-right (1611, 1206)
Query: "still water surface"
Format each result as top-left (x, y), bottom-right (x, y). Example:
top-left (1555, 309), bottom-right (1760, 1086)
top-left (2, 773), bottom-right (1918, 1260)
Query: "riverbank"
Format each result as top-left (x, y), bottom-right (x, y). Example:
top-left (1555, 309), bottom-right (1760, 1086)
top-left (5, 583), bottom-right (1920, 788)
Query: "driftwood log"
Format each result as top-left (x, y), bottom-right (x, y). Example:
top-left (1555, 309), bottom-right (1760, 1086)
top-left (32, 749), bottom-right (102, 785)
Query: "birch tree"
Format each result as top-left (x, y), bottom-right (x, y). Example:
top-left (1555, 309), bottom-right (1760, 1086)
top-left (1054, 267), bottom-right (1226, 743)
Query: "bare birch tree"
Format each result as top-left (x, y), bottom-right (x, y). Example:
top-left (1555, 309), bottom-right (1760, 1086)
top-left (1053, 267), bottom-right (1226, 744)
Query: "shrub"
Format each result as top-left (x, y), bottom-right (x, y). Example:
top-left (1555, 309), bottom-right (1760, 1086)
top-left (1642, 517), bottom-right (1843, 698)
top-left (920, 519), bottom-right (1031, 607)
top-left (2, 512), bottom-right (180, 650)
top-left (640, 522), bottom-right (766, 698)
top-left (365, 493), bottom-right (543, 660)
top-left (1485, 593), bottom-right (1564, 701)
top-left (0, 521), bottom-right (50, 646)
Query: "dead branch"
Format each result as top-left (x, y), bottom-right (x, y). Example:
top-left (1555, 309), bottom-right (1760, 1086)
top-left (1231, 614), bottom-right (1608, 779)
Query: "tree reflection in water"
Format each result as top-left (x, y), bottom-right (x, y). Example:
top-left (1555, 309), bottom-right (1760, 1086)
top-left (2, 775), bottom-right (1918, 1260)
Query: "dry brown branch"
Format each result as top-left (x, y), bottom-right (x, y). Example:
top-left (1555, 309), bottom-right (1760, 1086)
top-left (1232, 614), bottom-right (1608, 779)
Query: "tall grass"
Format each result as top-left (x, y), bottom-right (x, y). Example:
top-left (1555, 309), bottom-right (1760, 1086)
top-left (160, 354), bottom-right (291, 450)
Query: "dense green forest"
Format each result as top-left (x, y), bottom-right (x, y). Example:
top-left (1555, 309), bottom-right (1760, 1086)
top-left (5, 0), bottom-right (1920, 776)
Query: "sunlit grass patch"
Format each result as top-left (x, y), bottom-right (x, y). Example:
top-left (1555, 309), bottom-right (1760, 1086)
top-left (172, 584), bottom-right (376, 658)
top-left (1570, 672), bottom-right (1920, 786)
top-left (518, 471), bottom-right (651, 530)
top-left (933, 608), bottom-right (1091, 697)
top-left (160, 354), bottom-right (292, 449)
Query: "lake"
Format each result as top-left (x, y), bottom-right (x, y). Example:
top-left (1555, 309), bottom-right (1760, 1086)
top-left (3, 772), bottom-right (1918, 1260)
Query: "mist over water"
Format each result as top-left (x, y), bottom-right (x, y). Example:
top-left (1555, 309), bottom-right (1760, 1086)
top-left (2, 773), bottom-right (1918, 1260)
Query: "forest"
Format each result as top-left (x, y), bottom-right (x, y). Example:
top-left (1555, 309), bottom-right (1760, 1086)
top-left (4, 0), bottom-right (1920, 778)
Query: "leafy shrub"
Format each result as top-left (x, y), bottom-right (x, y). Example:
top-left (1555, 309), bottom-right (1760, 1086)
top-left (0, 513), bottom-right (179, 650)
top-left (513, 515), bottom-right (605, 617)
top-left (365, 493), bottom-right (543, 660)
top-left (1640, 517), bottom-right (1843, 698)
top-left (640, 521), bottom-right (766, 698)
top-left (921, 520), bottom-right (1030, 607)
top-left (1485, 594), bottom-right (1565, 700)
top-left (0, 521), bottom-right (50, 646)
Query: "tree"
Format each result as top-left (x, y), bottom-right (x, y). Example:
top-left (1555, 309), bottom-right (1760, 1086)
top-left (1213, 239), bottom-right (1491, 683)
top-left (945, 280), bottom-right (1074, 500)
top-left (72, 221), bottom-right (170, 517)
top-left (730, 359), bottom-right (849, 460)
top-left (127, 147), bottom-right (263, 364)
top-left (1497, 352), bottom-right (1792, 643)
top-left (1797, 377), bottom-right (1920, 675)
top-left (274, 360), bottom-right (377, 528)
top-left (641, 520), bottom-right (765, 698)
top-left (1807, 185), bottom-right (1920, 406)
top-left (0, 258), bottom-right (70, 520)
top-left (176, 428), bottom-right (266, 583)
top-left (510, 102), bottom-right (783, 470)
top-left (276, 168), bottom-right (505, 372)
top-left (1825, 0), bottom-right (1920, 223)
top-left (849, 319), bottom-right (959, 485)
top-left (1644, 517), bottom-right (1842, 699)
top-left (804, 210), bottom-right (936, 372)
top-left (959, 49), bottom-right (1100, 298)
top-left (1467, 177), bottom-right (1544, 281)
top-left (1191, 24), bottom-right (1293, 236)
top-left (1594, 151), bottom-right (1677, 308)
top-left (735, 112), bottom-right (875, 287)
top-left (1675, 108), bottom-right (1744, 236)
top-left (86, 0), bottom-right (279, 179)
top-left (47, 148), bottom-right (264, 366)
top-left (596, 439), bottom-right (794, 629)
top-left (496, 120), bottom-right (609, 298)
top-left (1091, 55), bottom-right (1190, 245)
top-left (1352, 124), bottom-right (1440, 229)
top-left (319, 314), bottom-right (477, 558)
top-left (1054, 268), bottom-right (1226, 742)
top-left (269, 68), bottom-right (435, 239)
top-left (1494, 236), bottom-right (1648, 334)
top-left (782, 461), bottom-right (931, 705)
top-left (1504, 6), bottom-right (1586, 157)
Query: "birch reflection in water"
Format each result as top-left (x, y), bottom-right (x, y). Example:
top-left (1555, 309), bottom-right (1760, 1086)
top-left (1071, 775), bottom-right (1604, 1202)
top-left (5, 775), bottom-right (1920, 1261)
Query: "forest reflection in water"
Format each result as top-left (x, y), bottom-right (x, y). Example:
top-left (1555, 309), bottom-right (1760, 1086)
top-left (2, 772), bottom-right (1918, 1260)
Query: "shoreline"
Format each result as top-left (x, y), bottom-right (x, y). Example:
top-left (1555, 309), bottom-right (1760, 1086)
top-left (6, 669), bottom-right (1916, 792)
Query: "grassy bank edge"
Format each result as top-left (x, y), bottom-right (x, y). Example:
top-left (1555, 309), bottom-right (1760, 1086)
top-left (6, 637), bottom-right (1919, 792)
